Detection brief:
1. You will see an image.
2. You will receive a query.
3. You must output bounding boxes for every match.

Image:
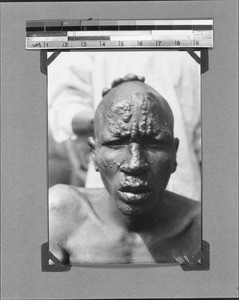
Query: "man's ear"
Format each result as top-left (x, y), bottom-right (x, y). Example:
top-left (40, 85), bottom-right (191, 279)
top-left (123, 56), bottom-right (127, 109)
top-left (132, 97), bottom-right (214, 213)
top-left (174, 137), bottom-right (179, 152)
top-left (171, 137), bottom-right (179, 173)
top-left (88, 136), bottom-right (99, 172)
top-left (88, 136), bottom-right (95, 152)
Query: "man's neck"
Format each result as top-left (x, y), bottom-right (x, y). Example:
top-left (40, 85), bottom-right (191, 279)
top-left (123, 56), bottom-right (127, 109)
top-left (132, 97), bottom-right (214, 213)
top-left (107, 195), bottom-right (169, 233)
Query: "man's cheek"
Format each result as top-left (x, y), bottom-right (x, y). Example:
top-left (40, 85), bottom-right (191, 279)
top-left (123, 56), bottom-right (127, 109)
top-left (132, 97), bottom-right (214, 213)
top-left (96, 149), bottom-right (124, 171)
top-left (95, 154), bottom-right (120, 175)
top-left (151, 154), bottom-right (173, 176)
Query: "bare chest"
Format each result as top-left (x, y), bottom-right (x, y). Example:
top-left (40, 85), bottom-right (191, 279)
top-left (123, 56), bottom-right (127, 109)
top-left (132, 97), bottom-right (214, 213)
top-left (64, 212), bottom-right (198, 265)
top-left (66, 221), bottom-right (158, 265)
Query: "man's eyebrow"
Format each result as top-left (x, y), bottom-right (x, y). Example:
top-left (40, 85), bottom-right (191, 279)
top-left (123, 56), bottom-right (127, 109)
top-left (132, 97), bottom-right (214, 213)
top-left (152, 131), bottom-right (173, 140)
top-left (105, 136), bottom-right (130, 142)
top-left (100, 133), bottom-right (131, 141)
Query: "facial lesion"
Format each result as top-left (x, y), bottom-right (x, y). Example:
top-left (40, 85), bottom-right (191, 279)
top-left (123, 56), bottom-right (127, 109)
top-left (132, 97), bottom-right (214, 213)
top-left (138, 98), bottom-right (165, 136)
top-left (111, 98), bottom-right (133, 122)
top-left (105, 94), bottom-right (172, 146)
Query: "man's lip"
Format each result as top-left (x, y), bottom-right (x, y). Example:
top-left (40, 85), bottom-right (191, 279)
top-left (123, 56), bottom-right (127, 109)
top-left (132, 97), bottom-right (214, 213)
top-left (118, 189), bottom-right (152, 204)
top-left (119, 185), bottom-right (151, 193)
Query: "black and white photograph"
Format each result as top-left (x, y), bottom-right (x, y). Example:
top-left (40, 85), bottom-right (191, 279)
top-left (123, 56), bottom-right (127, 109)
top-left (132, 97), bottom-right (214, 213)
top-left (1, 1), bottom-right (238, 299)
top-left (47, 51), bottom-right (202, 266)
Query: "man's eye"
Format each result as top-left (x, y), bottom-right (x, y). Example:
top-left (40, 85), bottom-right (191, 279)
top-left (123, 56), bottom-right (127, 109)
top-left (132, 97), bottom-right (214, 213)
top-left (104, 140), bottom-right (125, 148)
top-left (144, 139), bottom-right (168, 148)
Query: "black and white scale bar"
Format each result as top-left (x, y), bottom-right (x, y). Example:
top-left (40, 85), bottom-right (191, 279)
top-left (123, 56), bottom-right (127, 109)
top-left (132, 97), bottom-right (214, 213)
top-left (26, 19), bottom-right (213, 32)
top-left (26, 19), bottom-right (213, 49)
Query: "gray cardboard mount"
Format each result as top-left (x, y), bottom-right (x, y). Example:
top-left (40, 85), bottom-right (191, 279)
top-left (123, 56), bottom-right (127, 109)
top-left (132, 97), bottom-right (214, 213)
top-left (1, 1), bottom-right (238, 299)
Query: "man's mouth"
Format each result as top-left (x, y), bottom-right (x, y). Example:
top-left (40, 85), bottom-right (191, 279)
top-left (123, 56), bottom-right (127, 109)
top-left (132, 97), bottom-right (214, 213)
top-left (118, 185), bottom-right (152, 203)
top-left (119, 185), bottom-right (151, 193)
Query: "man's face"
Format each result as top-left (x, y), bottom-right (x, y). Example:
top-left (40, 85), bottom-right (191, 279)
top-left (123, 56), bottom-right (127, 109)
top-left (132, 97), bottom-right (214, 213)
top-left (92, 87), bottom-right (178, 217)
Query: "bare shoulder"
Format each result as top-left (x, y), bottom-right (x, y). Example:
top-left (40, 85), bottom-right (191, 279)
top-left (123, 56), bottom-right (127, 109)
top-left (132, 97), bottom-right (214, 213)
top-left (49, 184), bottom-right (108, 224)
top-left (49, 184), bottom-right (85, 238)
top-left (165, 190), bottom-right (201, 230)
top-left (48, 185), bottom-right (107, 264)
top-left (164, 191), bottom-right (201, 256)
top-left (49, 184), bottom-right (86, 263)
top-left (49, 184), bottom-right (85, 217)
top-left (49, 184), bottom-right (83, 206)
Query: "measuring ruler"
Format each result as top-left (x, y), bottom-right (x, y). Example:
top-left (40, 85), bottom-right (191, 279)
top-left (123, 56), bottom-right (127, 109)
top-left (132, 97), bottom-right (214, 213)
top-left (26, 19), bottom-right (213, 49)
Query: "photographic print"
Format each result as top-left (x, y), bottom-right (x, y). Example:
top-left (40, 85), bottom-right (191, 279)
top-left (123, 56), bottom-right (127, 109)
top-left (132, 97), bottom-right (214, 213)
top-left (47, 51), bottom-right (202, 266)
top-left (2, 1), bottom-right (238, 298)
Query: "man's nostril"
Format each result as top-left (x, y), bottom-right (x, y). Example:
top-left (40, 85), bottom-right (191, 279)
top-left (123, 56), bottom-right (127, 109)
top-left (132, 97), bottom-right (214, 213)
top-left (119, 160), bottom-right (149, 174)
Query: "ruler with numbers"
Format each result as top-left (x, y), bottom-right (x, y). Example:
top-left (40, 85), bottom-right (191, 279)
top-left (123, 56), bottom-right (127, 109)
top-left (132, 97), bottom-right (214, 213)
top-left (26, 19), bottom-right (213, 49)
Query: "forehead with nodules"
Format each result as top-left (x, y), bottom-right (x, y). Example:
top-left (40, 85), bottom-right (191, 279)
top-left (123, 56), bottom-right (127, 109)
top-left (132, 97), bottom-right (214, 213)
top-left (94, 81), bottom-right (174, 140)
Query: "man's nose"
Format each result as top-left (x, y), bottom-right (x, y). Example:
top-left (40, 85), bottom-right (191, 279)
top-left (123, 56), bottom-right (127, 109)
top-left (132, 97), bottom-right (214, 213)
top-left (119, 143), bottom-right (149, 174)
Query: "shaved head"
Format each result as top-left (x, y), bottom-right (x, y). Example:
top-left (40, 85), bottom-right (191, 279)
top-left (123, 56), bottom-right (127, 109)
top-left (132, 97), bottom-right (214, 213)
top-left (94, 80), bottom-right (174, 140)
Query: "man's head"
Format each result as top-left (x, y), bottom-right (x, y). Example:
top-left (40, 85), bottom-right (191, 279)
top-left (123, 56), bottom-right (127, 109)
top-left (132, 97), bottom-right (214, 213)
top-left (89, 80), bottom-right (179, 217)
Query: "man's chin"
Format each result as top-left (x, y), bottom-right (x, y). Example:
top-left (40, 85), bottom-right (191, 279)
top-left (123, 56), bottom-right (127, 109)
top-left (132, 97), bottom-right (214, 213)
top-left (117, 203), bottom-right (146, 217)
